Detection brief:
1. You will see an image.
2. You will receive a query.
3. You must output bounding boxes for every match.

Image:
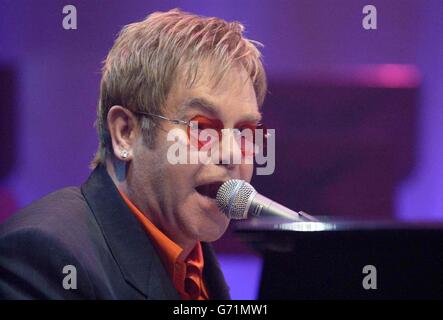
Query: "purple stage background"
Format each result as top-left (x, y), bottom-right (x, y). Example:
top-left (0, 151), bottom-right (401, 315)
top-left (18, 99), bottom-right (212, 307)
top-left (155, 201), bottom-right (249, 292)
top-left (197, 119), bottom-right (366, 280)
top-left (1, 0), bottom-right (443, 298)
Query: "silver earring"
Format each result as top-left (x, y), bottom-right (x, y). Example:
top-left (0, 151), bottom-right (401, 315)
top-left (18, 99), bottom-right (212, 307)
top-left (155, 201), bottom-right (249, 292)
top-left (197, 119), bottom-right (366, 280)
top-left (121, 150), bottom-right (129, 159)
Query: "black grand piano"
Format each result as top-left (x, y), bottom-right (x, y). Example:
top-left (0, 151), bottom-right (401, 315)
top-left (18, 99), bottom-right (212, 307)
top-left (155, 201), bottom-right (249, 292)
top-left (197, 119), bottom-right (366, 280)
top-left (235, 218), bottom-right (443, 299)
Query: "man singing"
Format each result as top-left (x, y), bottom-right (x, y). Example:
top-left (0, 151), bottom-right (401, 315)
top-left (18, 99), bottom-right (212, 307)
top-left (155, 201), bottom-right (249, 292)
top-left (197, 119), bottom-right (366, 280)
top-left (0, 8), bottom-right (267, 299)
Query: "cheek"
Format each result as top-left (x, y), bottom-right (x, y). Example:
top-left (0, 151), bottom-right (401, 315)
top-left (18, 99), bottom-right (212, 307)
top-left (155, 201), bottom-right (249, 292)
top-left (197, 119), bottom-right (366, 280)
top-left (164, 162), bottom-right (202, 191)
top-left (240, 163), bottom-right (254, 182)
top-left (169, 165), bottom-right (192, 182)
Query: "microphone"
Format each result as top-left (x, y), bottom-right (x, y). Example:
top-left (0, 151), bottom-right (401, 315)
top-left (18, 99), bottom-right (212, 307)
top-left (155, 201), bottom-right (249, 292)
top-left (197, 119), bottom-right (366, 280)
top-left (216, 179), bottom-right (318, 221)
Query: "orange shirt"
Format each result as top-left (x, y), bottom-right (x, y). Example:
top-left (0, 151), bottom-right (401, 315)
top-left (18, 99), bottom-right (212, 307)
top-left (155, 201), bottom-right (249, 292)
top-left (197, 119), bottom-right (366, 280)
top-left (119, 190), bottom-right (209, 300)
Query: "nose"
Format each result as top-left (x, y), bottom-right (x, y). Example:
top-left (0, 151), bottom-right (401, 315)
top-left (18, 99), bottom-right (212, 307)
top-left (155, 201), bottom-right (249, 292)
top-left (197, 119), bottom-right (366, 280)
top-left (216, 129), bottom-right (243, 170)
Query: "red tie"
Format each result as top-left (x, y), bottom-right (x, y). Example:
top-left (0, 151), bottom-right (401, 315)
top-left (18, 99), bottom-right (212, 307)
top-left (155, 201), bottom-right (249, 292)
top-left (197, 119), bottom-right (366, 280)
top-left (184, 263), bottom-right (202, 299)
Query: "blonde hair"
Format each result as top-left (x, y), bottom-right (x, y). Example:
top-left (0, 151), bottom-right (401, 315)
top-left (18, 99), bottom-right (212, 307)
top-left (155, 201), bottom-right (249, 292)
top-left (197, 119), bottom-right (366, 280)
top-left (91, 8), bottom-right (267, 168)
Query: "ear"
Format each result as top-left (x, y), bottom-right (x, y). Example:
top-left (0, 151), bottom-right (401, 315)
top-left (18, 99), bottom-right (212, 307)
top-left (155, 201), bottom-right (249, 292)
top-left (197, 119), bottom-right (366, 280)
top-left (107, 105), bottom-right (139, 161)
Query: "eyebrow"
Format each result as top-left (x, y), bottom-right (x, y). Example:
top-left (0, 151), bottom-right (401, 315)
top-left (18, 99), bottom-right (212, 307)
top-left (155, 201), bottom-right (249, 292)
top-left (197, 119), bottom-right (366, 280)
top-left (178, 97), bottom-right (263, 123)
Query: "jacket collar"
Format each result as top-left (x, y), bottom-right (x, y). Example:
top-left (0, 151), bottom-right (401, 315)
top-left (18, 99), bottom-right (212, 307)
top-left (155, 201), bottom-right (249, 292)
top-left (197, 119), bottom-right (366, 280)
top-left (201, 242), bottom-right (231, 299)
top-left (81, 164), bottom-right (179, 299)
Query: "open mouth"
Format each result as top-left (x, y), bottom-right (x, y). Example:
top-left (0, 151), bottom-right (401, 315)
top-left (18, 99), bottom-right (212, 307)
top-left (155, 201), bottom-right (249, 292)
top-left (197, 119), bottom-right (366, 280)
top-left (195, 181), bottom-right (224, 200)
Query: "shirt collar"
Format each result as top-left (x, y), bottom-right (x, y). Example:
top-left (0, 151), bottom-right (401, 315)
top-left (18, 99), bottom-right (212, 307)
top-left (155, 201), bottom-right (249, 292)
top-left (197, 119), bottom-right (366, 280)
top-left (118, 189), bottom-right (206, 298)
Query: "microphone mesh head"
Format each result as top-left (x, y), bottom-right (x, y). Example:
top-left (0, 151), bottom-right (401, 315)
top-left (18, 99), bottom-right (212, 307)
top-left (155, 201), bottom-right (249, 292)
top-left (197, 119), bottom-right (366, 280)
top-left (216, 179), bottom-right (256, 220)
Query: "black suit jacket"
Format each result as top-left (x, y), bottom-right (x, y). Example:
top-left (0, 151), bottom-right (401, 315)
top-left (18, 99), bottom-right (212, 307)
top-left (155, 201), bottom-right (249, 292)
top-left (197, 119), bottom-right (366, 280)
top-left (0, 165), bottom-right (230, 299)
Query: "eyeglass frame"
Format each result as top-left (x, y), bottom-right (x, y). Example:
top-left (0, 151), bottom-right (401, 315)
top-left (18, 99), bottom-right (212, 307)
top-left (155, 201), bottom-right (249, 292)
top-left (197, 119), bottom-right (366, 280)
top-left (134, 110), bottom-right (198, 130)
top-left (132, 110), bottom-right (272, 160)
top-left (133, 110), bottom-right (270, 139)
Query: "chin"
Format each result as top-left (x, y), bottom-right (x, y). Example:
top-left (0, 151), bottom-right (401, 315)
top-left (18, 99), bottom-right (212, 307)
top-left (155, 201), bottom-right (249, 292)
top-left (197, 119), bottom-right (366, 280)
top-left (196, 217), bottom-right (230, 243)
top-left (199, 231), bottom-right (226, 243)
top-left (184, 192), bottom-right (230, 242)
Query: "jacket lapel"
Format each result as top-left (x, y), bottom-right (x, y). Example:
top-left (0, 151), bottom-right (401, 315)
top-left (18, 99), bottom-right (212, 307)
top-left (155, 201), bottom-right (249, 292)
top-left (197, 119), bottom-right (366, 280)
top-left (202, 242), bottom-right (231, 299)
top-left (81, 165), bottom-right (180, 299)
